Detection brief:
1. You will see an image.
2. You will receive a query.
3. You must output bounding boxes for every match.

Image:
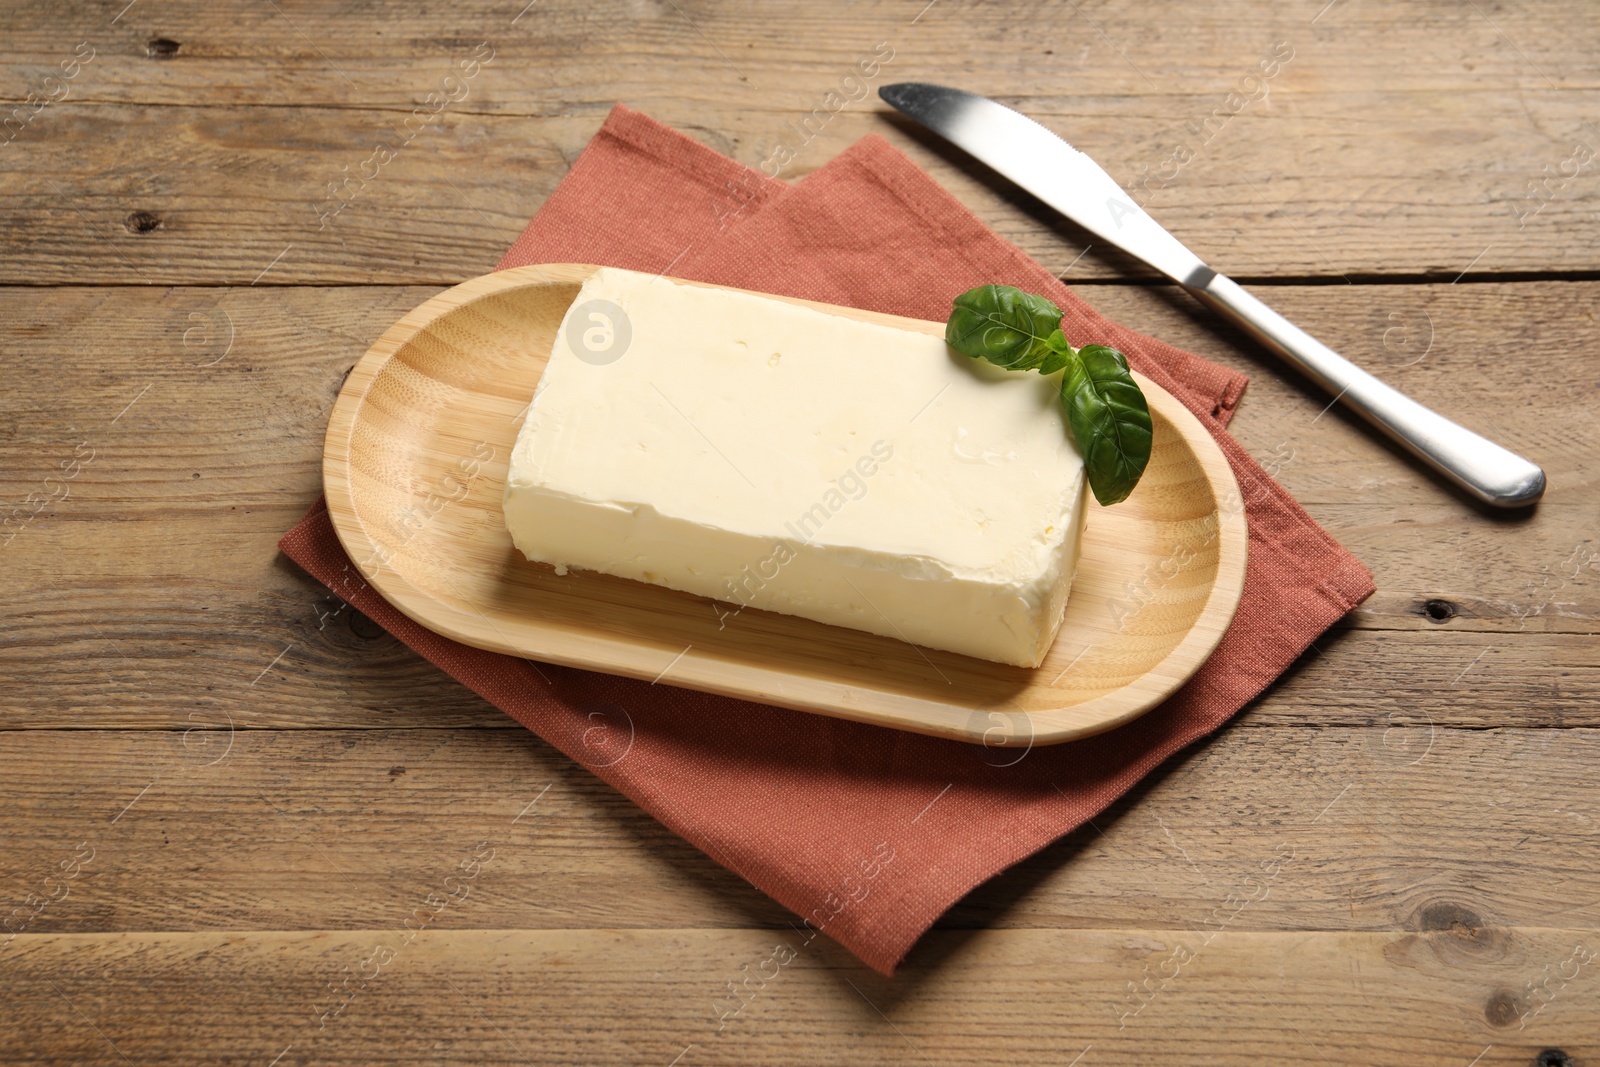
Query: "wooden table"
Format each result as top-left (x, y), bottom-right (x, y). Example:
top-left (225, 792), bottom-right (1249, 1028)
top-left (4, 2), bottom-right (1597, 1063)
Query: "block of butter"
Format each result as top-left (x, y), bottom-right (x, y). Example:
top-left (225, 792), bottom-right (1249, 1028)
top-left (503, 267), bottom-right (1088, 667)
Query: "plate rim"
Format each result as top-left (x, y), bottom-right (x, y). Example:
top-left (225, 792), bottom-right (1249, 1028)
top-left (323, 263), bottom-right (1248, 745)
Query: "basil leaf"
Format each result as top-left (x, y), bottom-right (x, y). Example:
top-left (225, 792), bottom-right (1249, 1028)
top-left (945, 284), bottom-right (1063, 371)
top-left (943, 284), bottom-right (1151, 506)
top-left (1060, 344), bottom-right (1153, 506)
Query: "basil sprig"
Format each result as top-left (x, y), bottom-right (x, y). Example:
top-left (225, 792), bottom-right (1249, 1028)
top-left (945, 284), bottom-right (1152, 506)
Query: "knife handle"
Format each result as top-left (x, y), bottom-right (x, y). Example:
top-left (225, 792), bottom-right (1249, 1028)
top-left (1184, 272), bottom-right (1545, 508)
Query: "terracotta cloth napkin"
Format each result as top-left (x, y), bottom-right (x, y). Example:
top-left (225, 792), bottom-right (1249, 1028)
top-left (280, 104), bottom-right (1375, 975)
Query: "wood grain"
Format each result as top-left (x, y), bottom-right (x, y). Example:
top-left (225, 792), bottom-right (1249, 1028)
top-left (2, 928), bottom-right (1596, 1065)
top-left (4, 1), bottom-right (1598, 1061)
top-left (2, 1), bottom-right (1599, 284)
top-left (4, 580), bottom-right (1597, 729)
top-left (4, 281), bottom-right (1594, 515)
top-left (2, 726), bottom-right (1599, 936)
top-left (3, 282), bottom-right (1595, 734)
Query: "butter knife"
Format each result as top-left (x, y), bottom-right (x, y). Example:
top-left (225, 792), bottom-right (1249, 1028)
top-left (880, 82), bottom-right (1545, 508)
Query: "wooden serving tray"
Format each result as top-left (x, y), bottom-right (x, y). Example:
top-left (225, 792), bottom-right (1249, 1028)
top-left (323, 264), bottom-right (1247, 746)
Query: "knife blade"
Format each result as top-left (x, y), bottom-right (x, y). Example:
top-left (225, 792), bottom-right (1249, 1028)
top-left (879, 81), bottom-right (1546, 509)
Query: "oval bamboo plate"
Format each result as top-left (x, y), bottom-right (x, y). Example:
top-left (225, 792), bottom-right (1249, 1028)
top-left (323, 263), bottom-right (1247, 747)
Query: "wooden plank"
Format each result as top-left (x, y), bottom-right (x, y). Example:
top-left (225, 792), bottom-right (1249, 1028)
top-left (3, 727), bottom-right (1599, 936)
top-left (7, 0), bottom-right (1599, 107)
top-left (3, 283), bottom-right (1593, 511)
top-left (1, 927), bottom-right (1595, 1065)
top-left (2, 280), bottom-right (1593, 582)
top-left (5, 574), bottom-right (1596, 729)
top-left (1, 1), bottom-right (1598, 282)
top-left (1, 282), bottom-right (1594, 728)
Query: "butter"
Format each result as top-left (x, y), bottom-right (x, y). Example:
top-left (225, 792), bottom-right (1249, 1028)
top-left (503, 267), bottom-right (1087, 668)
